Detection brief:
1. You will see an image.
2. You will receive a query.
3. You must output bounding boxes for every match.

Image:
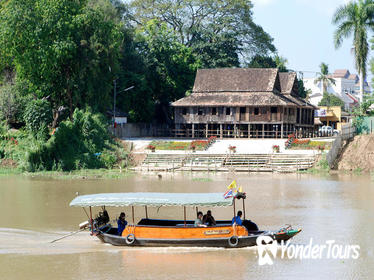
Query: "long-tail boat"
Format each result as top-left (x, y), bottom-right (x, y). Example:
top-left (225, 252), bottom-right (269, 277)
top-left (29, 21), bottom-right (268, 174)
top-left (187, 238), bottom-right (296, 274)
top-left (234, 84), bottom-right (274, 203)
top-left (69, 192), bottom-right (301, 248)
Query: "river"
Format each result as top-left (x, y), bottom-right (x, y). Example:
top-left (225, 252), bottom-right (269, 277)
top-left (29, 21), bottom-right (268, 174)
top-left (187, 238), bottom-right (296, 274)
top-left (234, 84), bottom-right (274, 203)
top-left (0, 172), bottom-right (373, 279)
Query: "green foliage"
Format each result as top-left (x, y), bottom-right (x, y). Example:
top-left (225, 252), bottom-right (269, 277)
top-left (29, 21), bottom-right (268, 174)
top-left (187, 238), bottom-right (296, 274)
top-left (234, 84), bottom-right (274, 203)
top-left (247, 55), bottom-right (277, 68)
top-left (314, 63), bottom-right (335, 93)
top-left (317, 154), bottom-right (330, 171)
top-left (318, 92), bottom-right (345, 109)
top-left (297, 79), bottom-right (308, 99)
top-left (0, 0), bottom-right (123, 116)
top-left (124, 21), bottom-right (200, 123)
top-left (247, 54), bottom-right (288, 72)
top-left (0, 84), bottom-right (20, 124)
top-left (129, 0), bottom-right (276, 65)
top-left (25, 108), bottom-right (126, 171)
top-left (24, 99), bottom-right (52, 138)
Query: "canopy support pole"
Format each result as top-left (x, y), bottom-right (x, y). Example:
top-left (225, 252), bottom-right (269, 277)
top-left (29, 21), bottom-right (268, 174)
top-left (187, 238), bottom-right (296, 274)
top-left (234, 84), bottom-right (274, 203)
top-left (242, 198), bottom-right (246, 220)
top-left (132, 206), bottom-right (135, 224)
top-left (89, 206), bottom-right (93, 235)
top-left (184, 206), bottom-right (187, 227)
top-left (233, 199), bottom-right (236, 218)
top-left (145, 206), bottom-right (148, 219)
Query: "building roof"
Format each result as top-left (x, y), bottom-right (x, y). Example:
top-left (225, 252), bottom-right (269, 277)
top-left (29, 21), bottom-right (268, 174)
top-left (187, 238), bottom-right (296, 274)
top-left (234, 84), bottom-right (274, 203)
top-left (348, 74), bottom-right (359, 81)
top-left (192, 68), bottom-right (279, 93)
top-left (279, 72), bottom-right (297, 94)
top-left (172, 68), bottom-right (313, 108)
top-left (333, 69), bottom-right (350, 78)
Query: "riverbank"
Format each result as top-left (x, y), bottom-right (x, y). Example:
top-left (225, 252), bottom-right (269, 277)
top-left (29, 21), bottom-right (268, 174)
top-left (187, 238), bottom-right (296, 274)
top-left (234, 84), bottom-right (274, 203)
top-left (336, 134), bottom-right (374, 172)
top-left (0, 167), bottom-right (133, 179)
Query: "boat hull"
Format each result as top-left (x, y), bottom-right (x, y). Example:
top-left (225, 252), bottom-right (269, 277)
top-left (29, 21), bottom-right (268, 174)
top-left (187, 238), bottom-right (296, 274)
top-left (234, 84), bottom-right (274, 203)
top-left (95, 229), bottom-right (301, 248)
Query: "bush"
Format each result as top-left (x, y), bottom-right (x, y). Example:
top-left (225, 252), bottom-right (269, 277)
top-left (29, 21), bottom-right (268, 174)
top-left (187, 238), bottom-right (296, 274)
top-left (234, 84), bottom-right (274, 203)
top-left (0, 83), bottom-right (29, 125)
top-left (24, 99), bottom-right (52, 138)
top-left (26, 108), bottom-right (124, 171)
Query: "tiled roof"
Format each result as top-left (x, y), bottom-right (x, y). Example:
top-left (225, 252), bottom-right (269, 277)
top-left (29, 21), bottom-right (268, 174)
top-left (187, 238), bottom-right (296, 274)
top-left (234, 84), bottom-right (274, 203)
top-left (192, 68), bottom-right (279, 93)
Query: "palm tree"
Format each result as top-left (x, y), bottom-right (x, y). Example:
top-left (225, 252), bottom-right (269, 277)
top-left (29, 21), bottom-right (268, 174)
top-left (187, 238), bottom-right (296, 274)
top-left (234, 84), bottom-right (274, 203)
top-left (314, 63), bottom-right (336, 93)
top-left (332, 0), bottom-right (374, 102)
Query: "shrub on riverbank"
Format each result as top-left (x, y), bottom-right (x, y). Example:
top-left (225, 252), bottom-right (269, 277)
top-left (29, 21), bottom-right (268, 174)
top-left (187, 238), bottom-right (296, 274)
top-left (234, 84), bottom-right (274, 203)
top-left (0, 109), bottom-right (131, 172)
top-left (26, 109), bottom-right (128, 171)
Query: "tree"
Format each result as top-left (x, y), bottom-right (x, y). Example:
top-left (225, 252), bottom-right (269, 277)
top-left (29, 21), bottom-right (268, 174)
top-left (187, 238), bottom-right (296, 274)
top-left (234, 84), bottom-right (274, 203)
top-left (314, 63), bottom-right (336, 93)
top-left (0, 0), bottom-right (123, 119)
top-left (318, 92), bottom-right (345, 109)
top-left (189, 28), bottom-right (240, 68)
top-left (297, 79), bottom-right (309, 99)
top-left (247, 54), bottom-right (288, 72)
top-left (129, 0), bottom-right (276, 65)
top-left (138, 20), bottom-right (200, 123)
top-left (332, 0), bottom-right (374, 101)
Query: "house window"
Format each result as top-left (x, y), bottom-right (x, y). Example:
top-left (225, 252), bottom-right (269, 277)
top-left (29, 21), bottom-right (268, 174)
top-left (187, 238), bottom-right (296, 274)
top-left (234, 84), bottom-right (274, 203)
top-left (289, 108), bottom-right (294, 115)
top-left (271, 107), bottom-right (278, 113)
top-left (226, 108), bottom-right (231, 115)
top-left (198, 108), bottom-right (204, 115)
top-left (288, 108), bottom-right (292, 115)
top-left (261, 107), bottom-right (267, 114)
top-left (254, 108), bottom-right (259, 115)
top-left (240, 107), bottom-right (246, 114)
top-left (212, 107), bottom-right (217, 115)
top-left (182, 108), bottom-right (187, 115)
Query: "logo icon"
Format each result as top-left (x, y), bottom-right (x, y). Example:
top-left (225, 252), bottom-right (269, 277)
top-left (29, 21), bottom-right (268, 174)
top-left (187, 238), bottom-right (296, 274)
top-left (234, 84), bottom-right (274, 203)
top-left (256, 236), bottom-right (278, 265)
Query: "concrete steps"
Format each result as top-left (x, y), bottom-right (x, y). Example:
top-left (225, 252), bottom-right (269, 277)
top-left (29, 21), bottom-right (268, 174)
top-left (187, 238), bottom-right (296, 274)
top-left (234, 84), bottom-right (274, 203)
top-left (135, 152), bottom-right (317, 173)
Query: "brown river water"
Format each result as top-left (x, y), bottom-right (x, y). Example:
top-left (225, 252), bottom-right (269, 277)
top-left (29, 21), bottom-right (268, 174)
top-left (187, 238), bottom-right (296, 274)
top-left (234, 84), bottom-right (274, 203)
top-left (0, 172), bottom-right (373, 279)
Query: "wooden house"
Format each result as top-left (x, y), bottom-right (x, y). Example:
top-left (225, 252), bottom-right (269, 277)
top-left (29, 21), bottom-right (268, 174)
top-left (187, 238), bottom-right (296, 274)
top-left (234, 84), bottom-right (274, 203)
top-left (171, 68), bottom-right (316, 138)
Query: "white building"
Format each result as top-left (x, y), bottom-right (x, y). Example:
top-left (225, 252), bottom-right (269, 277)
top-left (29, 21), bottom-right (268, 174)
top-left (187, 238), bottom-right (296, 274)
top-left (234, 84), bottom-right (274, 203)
top-left (303, 69), bottom-right (370, 111)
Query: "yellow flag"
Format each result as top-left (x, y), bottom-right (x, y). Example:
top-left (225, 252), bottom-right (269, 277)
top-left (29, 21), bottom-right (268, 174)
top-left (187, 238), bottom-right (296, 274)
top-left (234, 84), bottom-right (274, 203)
top-left (227, 180), bottom-right (237, 190)
top-left (238, 186), bottom-right (243, 193)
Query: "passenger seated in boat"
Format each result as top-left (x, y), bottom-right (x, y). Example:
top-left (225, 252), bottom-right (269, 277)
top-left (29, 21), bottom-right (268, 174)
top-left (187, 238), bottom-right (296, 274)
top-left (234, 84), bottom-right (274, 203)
top-left (203, 210), bottom-right (216, 226)
top-left (232, 211), bottom-right (243, 226)
top-left (117, 212), bottom-right (128, 236)
top-left (194, 212), bottom-right (207, 227)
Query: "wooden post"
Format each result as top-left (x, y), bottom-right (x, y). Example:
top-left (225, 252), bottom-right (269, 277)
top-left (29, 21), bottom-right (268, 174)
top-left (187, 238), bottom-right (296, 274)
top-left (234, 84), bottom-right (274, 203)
top-left (184, 206), bottom-right (187, 227)
top-left (276, 125), bottom-right (278, 139)
top-left (234, 124), bottom-right (237, 138)
top-left (145, 206), bottom-right (148, 219)
top-left (89, 206), bottom-right (93, 235)
top-left (248, 124), bottom-right (251, 138)
top-left (262, 124), bottom-right (265, 138)
top-left (220, 124), bottom-right (223, 139)
top-left (132, 206), bottom-right (135, 224)
top-left (205, 123), bottom-right (208, 138)
top-left (192, 123), bottom-right (195, 138)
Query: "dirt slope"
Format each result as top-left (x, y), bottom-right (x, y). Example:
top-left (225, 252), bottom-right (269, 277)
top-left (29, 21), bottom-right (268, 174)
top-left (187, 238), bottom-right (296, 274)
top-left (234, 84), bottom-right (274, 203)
top-left (337, 135), bottom-right (374, 172)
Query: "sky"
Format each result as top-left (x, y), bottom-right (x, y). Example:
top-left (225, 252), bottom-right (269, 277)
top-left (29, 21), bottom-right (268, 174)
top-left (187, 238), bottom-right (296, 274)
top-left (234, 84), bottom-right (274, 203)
top-left (251, 0), bottom-right (372, 80)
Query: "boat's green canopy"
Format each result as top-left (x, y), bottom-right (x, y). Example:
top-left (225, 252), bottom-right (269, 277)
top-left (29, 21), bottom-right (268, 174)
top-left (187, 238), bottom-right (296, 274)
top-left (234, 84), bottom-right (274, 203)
top-left (69, 192), bottom-right (233, 207)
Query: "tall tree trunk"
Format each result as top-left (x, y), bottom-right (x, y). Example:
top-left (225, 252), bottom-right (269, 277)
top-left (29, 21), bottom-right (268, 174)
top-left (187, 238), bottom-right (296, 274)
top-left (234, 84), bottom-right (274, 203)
top-left (359, 71), bottom-right (364, 103)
